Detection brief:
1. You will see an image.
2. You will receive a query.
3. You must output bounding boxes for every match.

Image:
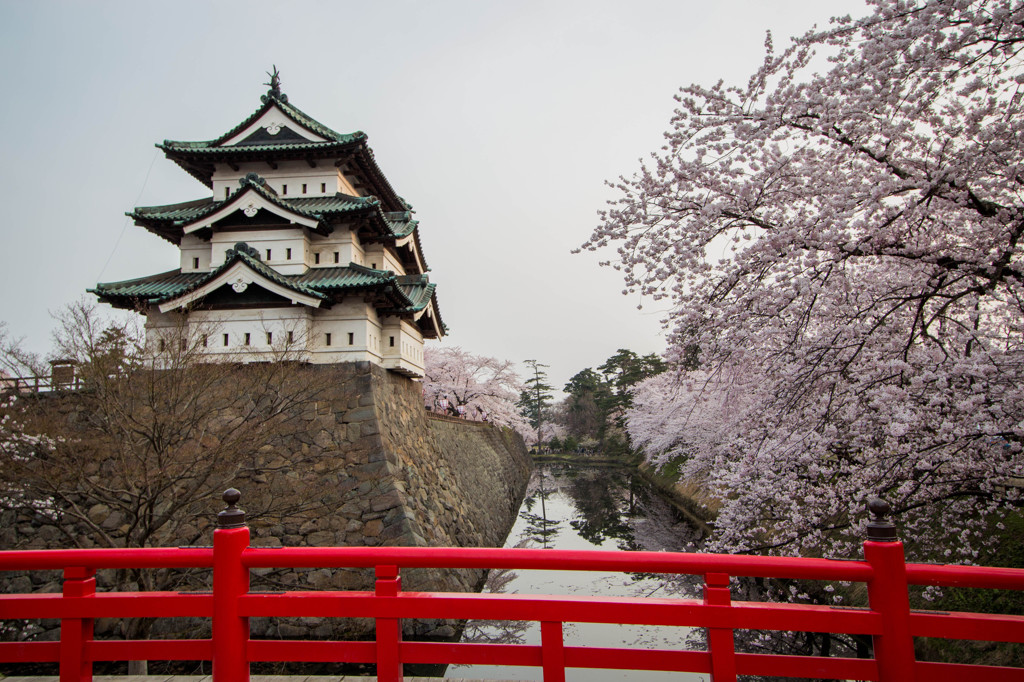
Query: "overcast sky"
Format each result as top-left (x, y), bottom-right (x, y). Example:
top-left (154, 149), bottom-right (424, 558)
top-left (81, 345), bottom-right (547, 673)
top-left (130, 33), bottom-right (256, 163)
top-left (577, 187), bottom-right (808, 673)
top-left (0, 0), bottom-right (868, 392)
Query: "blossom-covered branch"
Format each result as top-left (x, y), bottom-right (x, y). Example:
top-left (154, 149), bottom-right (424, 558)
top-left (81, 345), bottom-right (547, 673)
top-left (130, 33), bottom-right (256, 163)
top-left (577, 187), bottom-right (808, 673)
top-left (587, 0), bottom-right (1024, 562)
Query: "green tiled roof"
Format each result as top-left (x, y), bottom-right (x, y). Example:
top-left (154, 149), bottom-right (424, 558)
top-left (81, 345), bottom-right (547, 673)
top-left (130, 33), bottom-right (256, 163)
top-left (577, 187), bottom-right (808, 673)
top-left (131, 177), bottom-right (417, 250)
top-left (391, 276), bottom-right (436, 312)
top-left (199, 247), bottom-right (326, 304)
top-left (382, 273), bottom-right (446, 333)
top-left (133, 197), bottom-right (215, 222)
top-left (94, 257), bottom-right (412, 310)
top-left (297, 264), bottom-right (391, 289)
top-left (161, 138), bottom-right (363, 156)
top-left (132, 188), bottom-right (377, 227)
top-left (385, 211), bottom-right (418, 238)
top-left (214, 92), bottom-right (356, 146)
top-left (161, 92), bottom-right (363, 151)
top-left (156, 90), bottom-right (406, 213)
top-left (88, 269), bottom-right (207, 301)
top-left (285, 194), bottom-right (378, 213)
top-left (91, 248), bottom-right (328, 307)
top-left (92, 258), bottom-right (446, 336)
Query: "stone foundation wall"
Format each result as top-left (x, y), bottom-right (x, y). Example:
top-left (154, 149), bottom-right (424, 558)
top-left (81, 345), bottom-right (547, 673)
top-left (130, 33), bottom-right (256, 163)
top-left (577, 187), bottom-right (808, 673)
top-left (0, 362), bottom-right (531, 644)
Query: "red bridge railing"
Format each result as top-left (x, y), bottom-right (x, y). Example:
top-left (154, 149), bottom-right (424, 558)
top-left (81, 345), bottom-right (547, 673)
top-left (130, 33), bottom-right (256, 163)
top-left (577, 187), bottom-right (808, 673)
top-left (1, 491), bottom-right (1022, 682)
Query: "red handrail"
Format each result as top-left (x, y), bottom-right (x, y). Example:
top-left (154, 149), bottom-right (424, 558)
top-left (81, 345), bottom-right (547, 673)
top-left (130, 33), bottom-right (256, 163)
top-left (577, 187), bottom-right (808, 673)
top-left (1, 492), bottom-right (1022, 682)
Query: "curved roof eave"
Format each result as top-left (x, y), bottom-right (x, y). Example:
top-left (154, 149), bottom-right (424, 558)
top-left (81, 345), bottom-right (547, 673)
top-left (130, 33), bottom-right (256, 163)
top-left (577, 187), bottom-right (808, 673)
top-left (153, 248), bottom-right (327, 311)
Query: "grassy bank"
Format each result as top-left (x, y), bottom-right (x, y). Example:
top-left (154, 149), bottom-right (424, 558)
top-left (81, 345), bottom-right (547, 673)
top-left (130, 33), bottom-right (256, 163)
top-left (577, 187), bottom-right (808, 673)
top-left (532, 450), bottom-right (720, 536)
top-left (634, 457), bottom-right (719, 537)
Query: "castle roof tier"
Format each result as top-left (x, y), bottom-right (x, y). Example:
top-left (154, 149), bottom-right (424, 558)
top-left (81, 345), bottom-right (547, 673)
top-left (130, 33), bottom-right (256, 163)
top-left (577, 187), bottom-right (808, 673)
top-left (130, 174), bottom-right (428, 274)
top-left (158, 88), bottom-right (407, 213)
top-left (91, 243), bottom-right (445, 340)
top-left (90, 72), bottom-right (447, 375)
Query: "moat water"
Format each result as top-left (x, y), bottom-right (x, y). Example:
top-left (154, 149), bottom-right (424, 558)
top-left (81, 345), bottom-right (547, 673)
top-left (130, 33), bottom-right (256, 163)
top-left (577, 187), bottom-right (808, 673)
top-left (451, 461), bottom-right (709, 682)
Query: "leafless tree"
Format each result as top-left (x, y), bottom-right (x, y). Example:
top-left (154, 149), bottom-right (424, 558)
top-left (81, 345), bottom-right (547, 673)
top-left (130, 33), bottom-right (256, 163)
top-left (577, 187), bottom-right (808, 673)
top-left (1, 302), bottom-right (343, 669)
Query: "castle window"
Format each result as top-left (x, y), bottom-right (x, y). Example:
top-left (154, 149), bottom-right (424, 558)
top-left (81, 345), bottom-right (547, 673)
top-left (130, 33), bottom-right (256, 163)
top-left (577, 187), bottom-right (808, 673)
top-left (193, 257), bottom-right (199, 269)
top-left (286, 248), bottom-right (292, 260)
top-left (266, 249), bottom-right (272, 260)
top-left (325, 333), bottom-right (332, 346)
top-left (348, 332), bottom-right (354, 345)
top-left (287, 331), bottom-right (294, 344)
top-left (282, 184), bottom-right (287, 195)
top-left (321, 183), bottom-right (326, 193)
top-left (244, 333), bottom-right (251, 346)
top-left (266, 332), bottom-right (273, 345)
top-left (223, 334), bottom-right (229, 347)
top-left (371, 262), bottom-right (377, 269)
top-left (158, 339), bottom-right (166, 352)
top-left (314, 253), bottom-right (320, 264)
top-left (333, 251), bottom-right (339, 263)
top-left (224, 187), bottom-right (230, 199)
top-left (180, 339), bottom-right (187, 351)
top-left (389, 336), bottom-right (395, 347)
top-left (302, 183), bottom-right (307, 194)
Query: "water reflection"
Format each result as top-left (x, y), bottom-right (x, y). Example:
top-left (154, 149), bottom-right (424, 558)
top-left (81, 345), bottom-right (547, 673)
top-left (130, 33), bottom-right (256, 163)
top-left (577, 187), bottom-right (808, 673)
top-left (453, 463), bottom-right (707, 682)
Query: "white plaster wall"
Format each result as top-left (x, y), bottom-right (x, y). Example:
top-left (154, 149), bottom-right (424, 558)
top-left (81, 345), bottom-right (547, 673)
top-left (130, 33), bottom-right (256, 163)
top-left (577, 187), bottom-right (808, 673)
top-left (185, 307), bottom-right (314, 359)
top-left (381, 317), bottom-right (425, 375)
top-left (383, 248), bottom-right (403, 274)
top-left (187, 212), bottom-right (367, 272)
top-left (180, 235), bottom-right (210, 272)
top-left (308, 230), bottom-right (363, 267)
top-left (212, 161), bottom-right (359, 200)
top-left (210, 228), bottom-right (308, 275)
top-left (306, 301), bottom-right (382, 362)
top-left (144, 310), bottom-right (190, 355)
top-left (362, 245), bottom-right (404, 274)
top-left (336, 170), bottom-right (359, 197)
top-left (145, 303), bottom-right (421, 370)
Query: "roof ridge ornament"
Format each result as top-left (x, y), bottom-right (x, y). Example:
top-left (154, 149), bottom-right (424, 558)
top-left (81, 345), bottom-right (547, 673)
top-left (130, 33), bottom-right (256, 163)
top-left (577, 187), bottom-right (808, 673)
top-left (261, 65), bottom-right (288, 104)
top-left (225, 241), bottom-right (262, 262)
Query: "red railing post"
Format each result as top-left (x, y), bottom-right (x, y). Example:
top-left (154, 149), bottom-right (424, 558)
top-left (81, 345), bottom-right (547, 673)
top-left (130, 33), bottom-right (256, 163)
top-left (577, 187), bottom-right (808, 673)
top-left (59, 566), bottom-right (95, 682)
top-left (375, 564), bottom-right (403, 682)
top-left (704, 572), bottom-right (737, 682)
top-left (213, 488), bottom-right (250, 682)
top-left (540, 620), bottom-right (566, 682)
top-left (863, 498), bottom-right (915, 682)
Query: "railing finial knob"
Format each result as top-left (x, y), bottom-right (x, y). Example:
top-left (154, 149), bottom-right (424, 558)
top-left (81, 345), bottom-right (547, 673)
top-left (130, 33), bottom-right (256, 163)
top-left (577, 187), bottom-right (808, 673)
top-left (866, 497), bottom-right (897, 542)
top-left (218, 488), bottom-right (246, 528)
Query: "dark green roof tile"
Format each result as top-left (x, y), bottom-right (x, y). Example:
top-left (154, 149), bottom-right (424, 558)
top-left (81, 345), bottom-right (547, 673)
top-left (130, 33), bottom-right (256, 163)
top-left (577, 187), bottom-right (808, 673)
top-left (296, 265), bottom-right (391, 289)
top-left (93, 260), bottom-right (445, 335)
top-left (94, 261), bottom-right (400, 307)
top-left (161, 92), bottom-right (363, 152)
top-left (160, 138), bottom-right (363, 156)
top-left (132, 197), bottom-right (217, 222)
top-left (89, 269), bottom-right (206, 300)
top-left (131, 181), bottom-right (412, 245)
top-left (156, 91), bottom-right (406, 212)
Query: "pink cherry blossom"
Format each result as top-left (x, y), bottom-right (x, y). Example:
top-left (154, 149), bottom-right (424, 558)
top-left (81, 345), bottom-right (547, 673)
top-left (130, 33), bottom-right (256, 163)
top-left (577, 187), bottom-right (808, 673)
top-left (585, 0), bottom-right (1024, 562)
top-left (423, 346), bottom-right (532, 437)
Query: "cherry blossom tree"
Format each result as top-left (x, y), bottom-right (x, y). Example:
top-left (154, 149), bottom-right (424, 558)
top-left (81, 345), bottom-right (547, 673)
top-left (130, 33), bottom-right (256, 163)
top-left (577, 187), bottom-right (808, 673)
top-left (586, 0), bottom-right (1024, 562)
top-left (523, 421), bottom-right (568, 449)
top-left (627, 365), bottom-right (754, 470)
top-left (422, 346), bottom-right (531, 435)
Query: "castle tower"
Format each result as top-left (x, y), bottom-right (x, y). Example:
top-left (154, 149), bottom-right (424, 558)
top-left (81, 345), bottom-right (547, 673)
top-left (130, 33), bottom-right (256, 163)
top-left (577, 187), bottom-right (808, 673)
top-left (91, 70), bottom-right (445, 377)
